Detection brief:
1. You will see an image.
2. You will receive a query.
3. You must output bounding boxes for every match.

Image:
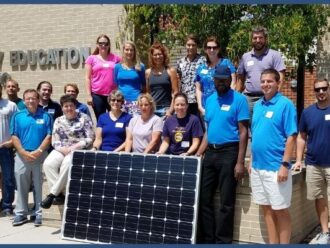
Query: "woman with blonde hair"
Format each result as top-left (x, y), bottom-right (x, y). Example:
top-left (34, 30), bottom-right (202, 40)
top-left (85, 34), bottom-right (121, 120)
top-left (114, 41), bottom-right (146, 115)
top-left (145, 42), bottom-right (179, 117)
top-left (125, 93), bottom-right (163, 153)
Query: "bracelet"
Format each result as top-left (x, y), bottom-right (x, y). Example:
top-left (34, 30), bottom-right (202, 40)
top-left (38, 148), bottom-right (43, 153)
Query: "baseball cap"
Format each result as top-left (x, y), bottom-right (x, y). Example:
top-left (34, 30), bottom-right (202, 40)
top-left (213, 65), bottom-right (231, 80)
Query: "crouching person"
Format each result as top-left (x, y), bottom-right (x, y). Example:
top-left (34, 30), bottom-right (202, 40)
top-left (41, 95), bottom-right (95, 209)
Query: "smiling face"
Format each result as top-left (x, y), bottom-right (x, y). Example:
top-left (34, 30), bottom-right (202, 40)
top-left (123, 43), bottom-right (135, 62)
top-left (186, 39), bottom-right (198, 58)
top-left (205, 41), bottom-right (219, 61)
top-left (24, 91), bottom-right (39, 113)
top-left (109, 96), bottom-right (123, 112)
top-left (314, 80), bottom-right (329, 104)
top-left (139, 97), bottom-right (152, 116)
top-left (62, 101), bottom-right (77, 120)
top-left (97, 36), bottom-right (110, 54)
top-left (38, 83), bottom-right (52, 103)
top-left (6, 80), bottom-right (19, 98)
top-left (174, 96), bottom-right (188, 118)
top-left (260, 73), bottom-right (279, 100)
top-left (65, 85), bottom-right (78, 99)
top-left (252, 32), bottom-right (267, 51)
top-left (152, 49), bottom-right (165, 66)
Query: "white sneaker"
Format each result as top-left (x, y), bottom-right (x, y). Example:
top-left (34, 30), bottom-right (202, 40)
top-left (315, 232), bottom-right (330, 244)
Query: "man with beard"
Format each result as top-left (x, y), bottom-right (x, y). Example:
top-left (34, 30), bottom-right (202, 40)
top-left (37, 81), bottom-right (62, 121)
top-left (293, 79), bottom-right (330, 244)
top-left (196, 65), bottom-right (249, 243)
top-left (236, 26), bottom-right (286, 117)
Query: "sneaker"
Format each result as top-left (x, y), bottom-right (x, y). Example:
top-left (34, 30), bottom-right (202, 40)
top-left (34, 215), bottom-right (42, 227)
top-left (40, 194), bottom-right (55, 209)
top-left (315, 232), bottom-right (330, 244)
top-left (2, 209), bottom-right (13, 217)
top-left (53, 193), bottom-right (65, 205)
top-left (12, 215), bottom-right (28, 226)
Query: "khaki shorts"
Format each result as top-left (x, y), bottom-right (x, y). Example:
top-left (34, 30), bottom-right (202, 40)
top-left (306, 165), bottom-right (330, 200)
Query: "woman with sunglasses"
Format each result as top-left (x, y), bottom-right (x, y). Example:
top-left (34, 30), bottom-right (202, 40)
top-left (114, 41), bottom-right (146, 116)
top-left (146, 42), bottom-right (179, 118)
top-left (85, 34), bottom-right (121, 120)
top-left (92, 90), bottom-right (131, 152)
top-left (125, 93), bottom-right (163, 153)
top-left (195, 36), bottom-right (236, 116)
top-left (157, 93), bottom-right (203, 156)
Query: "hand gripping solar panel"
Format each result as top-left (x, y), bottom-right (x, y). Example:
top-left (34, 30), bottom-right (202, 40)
top-left (61, 151), bottom-right (201, 244)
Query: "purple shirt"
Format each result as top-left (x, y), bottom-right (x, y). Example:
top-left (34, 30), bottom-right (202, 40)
top-left (237, 48), bottom-right (285, 93)
top-left (162, 114), bottom-right (203, 155)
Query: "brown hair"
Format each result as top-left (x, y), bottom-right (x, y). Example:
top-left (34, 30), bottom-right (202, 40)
top-left (64, 83), bottom-right (79, 95)
top-left (204, 36), bottom-right (222, 64)
top-left (148, 41), bottom-right (170, 68)
top-left (92, 34), bottom-right (111, 55)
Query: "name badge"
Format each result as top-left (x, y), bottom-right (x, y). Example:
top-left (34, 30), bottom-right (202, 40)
top-left (181, 141), bottom-right (190, 148)
top-left (265, 111), bottom-right (273, 118)
top-left (220, 104), bottom-right (230, 111)
top-left (115, 122), bottom-right (124, 128)
top-left (74, 123), bottom-right (81, 128)
top-left (247, 61), bottom-right (254, 66)
top-left (103, 63), bottom-right (110, 68)
top-left (36, 119), bottom-right (44, 124)
top-left (201, 69), bottom-right (208, 74)
top-left (325, 114), bottom-right (330, 121)
top-left (48, 109), bottom-right (55, 114)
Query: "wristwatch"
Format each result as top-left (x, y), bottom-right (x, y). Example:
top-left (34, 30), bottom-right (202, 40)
top-left (282, 161), bottom-right (290, 168)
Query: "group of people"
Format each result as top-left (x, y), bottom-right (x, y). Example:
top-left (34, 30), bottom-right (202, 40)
top-left (0, 25), bottom-right (329, 245)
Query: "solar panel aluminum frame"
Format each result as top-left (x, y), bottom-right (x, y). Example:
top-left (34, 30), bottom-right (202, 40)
top-left (61, 151), bottom-right (202, 244)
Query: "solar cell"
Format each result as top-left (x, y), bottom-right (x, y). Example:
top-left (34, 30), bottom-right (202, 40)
top-left (62, 151), bottom-right (201, 244)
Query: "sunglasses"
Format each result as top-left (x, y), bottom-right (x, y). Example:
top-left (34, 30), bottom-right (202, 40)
top-left (110, 99), bottom-right (122, 103)
top-left (314, 86), bottom-right (329, 93)
top-left (98, 42), bottom-right (109, 47)
top-left (206, 46), bottom-right (218, 50)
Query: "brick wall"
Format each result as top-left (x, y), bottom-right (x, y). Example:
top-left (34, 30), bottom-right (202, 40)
top-left (0, 4), bottom-right (125, 105)
top-left (317, 17), bottom-right (330, 80)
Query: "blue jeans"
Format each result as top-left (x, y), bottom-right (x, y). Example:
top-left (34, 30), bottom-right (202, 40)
top-left (198, 143), bottom-right (239, 244)
top-left (0, 148), bottom-right (15, 211)
top-left (92, 93), bottom-right (110, 120)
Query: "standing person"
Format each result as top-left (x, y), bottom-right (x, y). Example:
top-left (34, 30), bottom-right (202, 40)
top-left (64, 83), bottom-right (91, 118)
top-left (176, 34), bottom-right (206, 115)
top-left (146, 42), bottom-right (179, 118)
top-left (114, 41), bottom-right (146, 116)
top-left (249, 69), bottom-right (297, 244)
top-left (41, 95), bottom-right (95, 209)
top-left (0, 85), bottom-right (17, 216)
top-left (157, 93), bottom-right (203, 156)
top-left (93, 90), bottom-right (132, 152)
top-left (11, 89), bottom-right (52, 226)
top-left (37, 81), bottom-right (62, 121)
top-left (236, 26), bottom-right (286, 116)
top-left (195, 36), bottom-right (236, 117)
top-left (125, 93), bottom-right (163, 154)
top-left (292, 79), bottom-right (330, 244)
top-left (85, 34), bottom-right (121, 120)
top-left (5, 79), bottom-right (25, 110)
top-left (196, 65), bottom-right (249, 244)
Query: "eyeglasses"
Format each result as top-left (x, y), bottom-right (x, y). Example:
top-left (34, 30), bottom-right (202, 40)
top-left (110, 99), bottom-right (122, 103)
top-left (206, 46), bottom-right (218, 50)
top-left (314, 86), bottom-right (329, 93)
top-left (98, 42), bottom-right (109, 47)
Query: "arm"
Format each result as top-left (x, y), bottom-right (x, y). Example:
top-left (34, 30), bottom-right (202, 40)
top-left (292, 132), bottom-right (307, 171)
top-left (195, 82), bottom-right (204, 116)
top-left (195, 132), bottom-right (208, 156)
top-left (278, 70), bottom-right (285, 91)
top-left (157, 137), bottom-right (170, 154)
top-left (182, 137), bottom-right (201, 156)
top-left (12, 135), bottom-right (36, 162)
top-left (166, 67), bottom-right (179, 116)
top-left (145, 69), bottom-right (151, 93)
top-left (230, 73), bottom-right (237, 90)
top-left (92, 127), bottom-right (103, 150)
top-left (143, 131), bottom-right (162, 154)
top-left (0, 139), bottom-right (13, 148)
top-left (124, 129), bottom-right (133, 152)
top-left (236, 74), bottom-right (245, 92)
top-left (234, 120), bottom-right (249, 180)
top-left (85, 64), bottom-right (93, 106)
top-left (278, 135), bottom-right (297, 182)
top-left (30, 135), bottom-right (51, 159)
top-left (114, 127), bottom-right (129, 152)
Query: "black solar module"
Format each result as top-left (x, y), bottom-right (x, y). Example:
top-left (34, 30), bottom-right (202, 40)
top-left (61, 151), bottom-right (201, 244)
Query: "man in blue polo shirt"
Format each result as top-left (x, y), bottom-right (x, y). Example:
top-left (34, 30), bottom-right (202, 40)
top-left (237, 26), bottom-right (286, 117)
top-left (11, 89), bottom-right (52, 226)
top-left (293, 78), bottom-right (330, 244)
top-left (250, 69), bottom-right (297, 244)
top-left (196, 65), bottom-right (249, 243)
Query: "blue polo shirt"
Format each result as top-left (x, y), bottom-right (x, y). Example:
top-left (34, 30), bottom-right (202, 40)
top-left (251, 92), bottom-right (297, 171)
top-left (10, 107), bottom-right (52, 151)
top-left (299, 103), bottom-right (330, 167)
top-left (205, 90), bottom-right (249, 145)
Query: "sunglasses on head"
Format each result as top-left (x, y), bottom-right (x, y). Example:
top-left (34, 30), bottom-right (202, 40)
top-left (98, 42), bottom-right (109, 47)
top-left (314, 86), bottom-right (329, 93)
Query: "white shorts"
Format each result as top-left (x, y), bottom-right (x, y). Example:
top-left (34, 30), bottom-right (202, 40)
top-left (250, 167), bottom-right (292, 210)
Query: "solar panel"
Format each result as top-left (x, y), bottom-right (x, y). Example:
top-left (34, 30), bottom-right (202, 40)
top-left (61, 151), bottom-right (201, 244)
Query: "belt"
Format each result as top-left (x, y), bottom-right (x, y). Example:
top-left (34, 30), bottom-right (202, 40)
top-left (208, 142), bottom-right (239, 150)
top-left (244, 92), bottom-right (264, 97)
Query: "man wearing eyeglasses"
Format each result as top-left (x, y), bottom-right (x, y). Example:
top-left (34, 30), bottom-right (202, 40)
top-left (236, 26), bottom-right (286, 118)
top-left (292, 78), bottom-right (330, 244)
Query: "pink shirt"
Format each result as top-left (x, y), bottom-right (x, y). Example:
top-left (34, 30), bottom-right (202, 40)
top-left (86, 53), bottom-right (121, 96)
